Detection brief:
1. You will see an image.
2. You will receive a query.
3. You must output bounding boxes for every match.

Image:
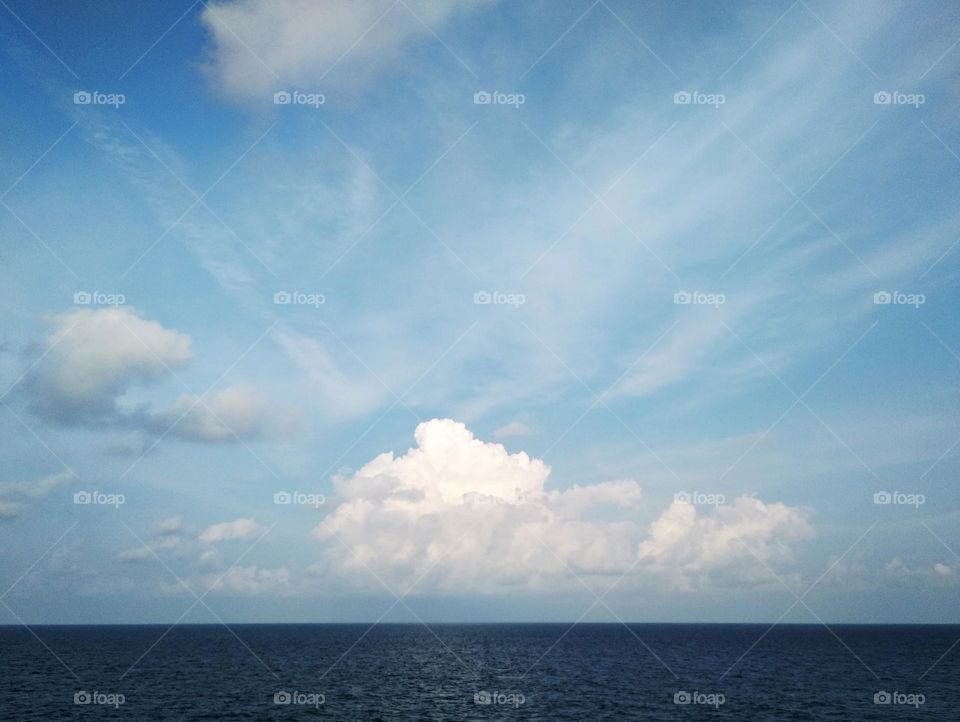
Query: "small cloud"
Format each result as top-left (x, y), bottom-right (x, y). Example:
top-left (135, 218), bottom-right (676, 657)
top-left (202, 565), bottom-right (290, 595)
top-left (153, 516), bottom-right (184, 535)
top-left (0, 501), bottom-right (22, 520)
top-left (200, 518), bottom-right (268, 543)
top-left (199, 548), bottom-right (222, 568)
top-left (117, 546), bottom-right (152, 562)
top-left (21, 308), bottom-right (296, 445)
top-left (824, 555), bottom-right (960, 590)
top-left (493, 419), bottom-right (531, 438)
top-left (117, 516), bottom-right (187, 562)
top-left (27, 307), bottom-right (190, 423)
top-left (117, 535), bottom-right (183, 562)
top-left (934, 563), bottom-right (954, 577)
top-left (151, 385), bottom-right (301, 442)
top-left (0, 471), bottom-right (74, 520)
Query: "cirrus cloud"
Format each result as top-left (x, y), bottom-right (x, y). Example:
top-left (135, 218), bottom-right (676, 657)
top-left (201, 0), bottom-right (493, 104)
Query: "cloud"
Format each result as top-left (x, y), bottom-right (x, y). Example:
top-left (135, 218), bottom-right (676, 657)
top-left (22, 307), bottom-right (296, 443)
top-left (117, 516), bottom-right (188, 561)
top-left (314, 419), bottom-right (810, 593)
top-left (493, 420), bottom-right (531, 438)
top-left (117, 535), bottom-right (183, 562)
top-left (0, 471), bottom-right (74, 519)
top-left (273, 329), bottom-right (388, 418)
top-left (636, 497), bottom-right (813, 591)
top-left (29, 307), bottom-right (190, 422)
top-left (200, 517), bottom-right (268, 543)
top-left (202, 565), bottom-right (291, 595)
top-left (824, 554), bottom-right (960, 591)
top-left (200, 0), bottom-right (491, 104)
top-left (153, 516), bottom-right (184, 535)
top-left (199, 548), bottom-right (222, 567)
top-left (152, 385), bottom-right (301, 442)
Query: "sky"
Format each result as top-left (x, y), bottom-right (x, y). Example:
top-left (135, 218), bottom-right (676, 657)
top-left (0, 0), bottom-right (959, 626)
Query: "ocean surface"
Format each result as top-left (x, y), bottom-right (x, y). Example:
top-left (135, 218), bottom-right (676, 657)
top-left (1, 623), bottom-right (958, 720)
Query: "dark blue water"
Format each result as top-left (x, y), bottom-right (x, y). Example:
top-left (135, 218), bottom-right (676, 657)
top-left (1, 623), bottom-right (957, 719)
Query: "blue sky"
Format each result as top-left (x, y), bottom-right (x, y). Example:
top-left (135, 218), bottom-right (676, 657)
top-left (1, 0), bottom-right (959, 625)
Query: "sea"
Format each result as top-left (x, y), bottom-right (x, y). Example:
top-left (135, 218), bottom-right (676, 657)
top-left (2, 623), bottom-right (958, 719)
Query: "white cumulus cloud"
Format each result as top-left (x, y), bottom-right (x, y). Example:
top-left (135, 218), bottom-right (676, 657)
top-left (314, 419), bottom-right (811, 594)
top-left (30, 307), bottom-right (190, 421)
top-left (23, 307), bottom-right (296, 443)
top-left (636, 497), bottom-right (813, 591)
